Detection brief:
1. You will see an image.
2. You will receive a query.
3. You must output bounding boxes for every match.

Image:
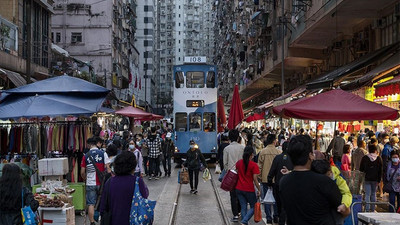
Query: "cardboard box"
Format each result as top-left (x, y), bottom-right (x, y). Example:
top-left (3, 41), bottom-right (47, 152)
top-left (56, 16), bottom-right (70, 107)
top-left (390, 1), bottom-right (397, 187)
top-left (39, 158), bottom-right (69, 176)
top-left (39, 206), bottom-right (75, 225)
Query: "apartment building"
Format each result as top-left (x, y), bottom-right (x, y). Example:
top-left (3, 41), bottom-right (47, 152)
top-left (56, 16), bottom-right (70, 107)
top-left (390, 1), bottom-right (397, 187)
top-left (51, 0), bottom-right (139, 101)
top-left (0, 0), bottom-right (53, 89)
top-left (154, 0), bottom-right (216, 116)
top-left (215, 0), bottom-right (400, 113)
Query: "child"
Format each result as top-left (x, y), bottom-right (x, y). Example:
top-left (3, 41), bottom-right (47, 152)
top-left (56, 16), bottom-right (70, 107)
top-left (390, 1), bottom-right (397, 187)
top-left (311, 159), bottom-right (352, 224)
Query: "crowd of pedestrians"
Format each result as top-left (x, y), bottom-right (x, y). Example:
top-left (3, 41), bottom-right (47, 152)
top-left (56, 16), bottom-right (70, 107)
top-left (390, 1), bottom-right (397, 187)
top-left (217, 126), bottom-right (400, 225)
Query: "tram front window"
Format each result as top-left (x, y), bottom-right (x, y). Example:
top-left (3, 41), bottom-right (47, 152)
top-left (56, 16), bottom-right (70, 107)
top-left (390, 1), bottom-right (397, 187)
top-left (203, 112), bottom-right (216, 132)
top-left (189, 113), bottom-right (202, 131)
top-left (186, 72), bottom-right (204, 88)
top-left (175, 113), bottom-right (187, 131)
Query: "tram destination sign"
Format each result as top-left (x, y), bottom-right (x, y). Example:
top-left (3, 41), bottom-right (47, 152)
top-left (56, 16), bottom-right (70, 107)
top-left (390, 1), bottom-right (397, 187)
top-left (186, 100), bottom-right (205, 107)
top-left (184, 56), bottom-right (207, 64)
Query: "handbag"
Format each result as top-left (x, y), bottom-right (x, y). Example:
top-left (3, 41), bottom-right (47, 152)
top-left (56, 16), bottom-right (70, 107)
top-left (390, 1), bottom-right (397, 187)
top-left (254, 199), bottom-right (262, 223)
top-left (202, 168), bottom-right (211, 182)
top-left (180, 168), bottom-right (189, 184)
top-left (21, 189), bottom-right (38, 225)
top-left (129, 177), bottom-right (157, 225)
top-left (220, 168), bottom-right (238, 192)
top-left (262, 187), bottom-right (276, 204)
top-left (383, 167), bottom-right (399, 193)
top-left (215, 164), bottom-right (221, 174)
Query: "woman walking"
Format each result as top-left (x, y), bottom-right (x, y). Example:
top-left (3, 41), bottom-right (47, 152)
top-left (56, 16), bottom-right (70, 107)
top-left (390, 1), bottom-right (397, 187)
top-left (360, 144), bottom-right (383, 212)
top-left (385, 150), bottom-right (400, 212)
top-left (341, 144), bottom-right (351, 172)
top-left (183, 140), bottom-right (207, 194)
top-left (0, 163), bottom-right (39, 224)
top-left (100, 151), bottom-right (149, 225)
top-left (235, 146), bottom-right (261, 225)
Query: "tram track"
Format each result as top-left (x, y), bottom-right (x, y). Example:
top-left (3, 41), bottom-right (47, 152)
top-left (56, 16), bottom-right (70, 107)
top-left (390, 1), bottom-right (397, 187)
top-left (168, 168), bottom-right (230, 225)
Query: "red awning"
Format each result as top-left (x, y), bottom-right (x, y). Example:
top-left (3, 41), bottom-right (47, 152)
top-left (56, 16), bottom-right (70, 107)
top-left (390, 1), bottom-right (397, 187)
top-left (115, 106), bottom-right (152, 119)
top-left (375, 76), bottom-right (400, 97)
top-left (273, 89), bottom-right (398, 121)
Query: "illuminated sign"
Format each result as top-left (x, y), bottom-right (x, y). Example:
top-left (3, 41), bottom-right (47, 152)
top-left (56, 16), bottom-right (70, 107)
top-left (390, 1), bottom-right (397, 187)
top-left (186, 100), bottom-right (205, 107)
top-left (184, 56), bottom-right (207, 64)
top-left (374, 97), bottom-right (388, 102)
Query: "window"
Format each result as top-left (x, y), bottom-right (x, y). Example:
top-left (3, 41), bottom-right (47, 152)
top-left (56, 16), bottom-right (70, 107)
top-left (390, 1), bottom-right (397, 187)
top-left (144, 64), bottom-right (152, 70)
top-left (206, 71), bottom-right (216, 88)
top-left (186, 71), bottom-right (204, 88)
top-left (144, 40), bottom-right (153, 46)
top-left (203, 113), bottom-right (216, 132)
top-left (144, 5), bottom-right (153, 11)
top-left (56, 32), bottom-right (61, 43)
top-left (175, 113), bottom-right (187, 131)
top-left (144, 51), bottom-right (153, 58)
top-left (71, 32), bottom-right (82, 43)
top-left (144, 29), bottom-right (153, 35)
top-left (144, 17), bottom-right (153, 23)
top-left (175, 71), bottom-right (184, 88)
top-left (189, 113), bottom-right (202, 131)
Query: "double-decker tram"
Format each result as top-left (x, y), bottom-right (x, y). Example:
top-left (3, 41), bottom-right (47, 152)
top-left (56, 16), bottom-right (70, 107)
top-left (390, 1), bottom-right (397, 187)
top-left (173, 57), bottom-right (218, 163)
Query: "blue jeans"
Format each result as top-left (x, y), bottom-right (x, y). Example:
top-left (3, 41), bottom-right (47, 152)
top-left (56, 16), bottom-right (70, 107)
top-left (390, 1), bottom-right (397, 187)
top-left (364, 181), bottom-right (378, 211)
top-left (262, 183), bottom-right (278, 220)
top-left (389, 191), bottom-right (400, 212)
top-left (86, 185), bottom-right (100, 206)
top-left (236, 189), bottom-right (257, 225)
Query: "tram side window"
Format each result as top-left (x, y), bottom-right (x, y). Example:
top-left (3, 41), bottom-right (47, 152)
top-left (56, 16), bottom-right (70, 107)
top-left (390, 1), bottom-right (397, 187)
top-left (189, 112), bottom-right (202, 131)
top-left (203, 112), bottom-right (216, 132)
top-left (175, 113), bottom-right (187, 131)
top-left (186, 72), bottom-right (204, 88)
top-left (206, 71), bottom-right (216, 88)
top-left (175, 72), bottom-right (184, 88)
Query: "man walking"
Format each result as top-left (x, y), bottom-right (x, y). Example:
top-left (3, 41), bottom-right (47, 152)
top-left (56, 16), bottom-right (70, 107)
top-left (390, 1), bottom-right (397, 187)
top-left (280, 135), bottom-right (343, 225)
top-left (162, 132), bottom-right (175, 177)
top-left (327, 131), bottom-right (346, 165)
top-left (258, 134), bottom-right (282, 224)
top-left (146, 127), bottom-right (162, 180)
top-left (81, 137), bottom-right (108, 225)
top-left (223, 129), bottom-right (244, 222)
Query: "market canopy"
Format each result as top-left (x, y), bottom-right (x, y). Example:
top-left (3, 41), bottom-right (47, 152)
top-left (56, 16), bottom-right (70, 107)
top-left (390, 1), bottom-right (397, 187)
top-left (0, 94), bottom-right (106, 119)
top-left (273, 89), bottom-right (399, 121)
top-left (115, 106), bottom-right (153, 119)
top-left (4, 75), bottom-right (109, 95)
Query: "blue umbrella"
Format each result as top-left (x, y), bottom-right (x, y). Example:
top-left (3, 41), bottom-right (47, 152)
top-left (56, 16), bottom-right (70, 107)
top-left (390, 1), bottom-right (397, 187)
top-left (0, 94), bottom-right (106, 119)
top-left (5, 75), bottom-right (109, 95)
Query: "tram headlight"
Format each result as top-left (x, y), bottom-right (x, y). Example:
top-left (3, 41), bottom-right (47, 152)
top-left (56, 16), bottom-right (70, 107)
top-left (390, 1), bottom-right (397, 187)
top-left (194, 144), bottom-right (199, 149)
top-left (175, 147), bottom-right (179, 153)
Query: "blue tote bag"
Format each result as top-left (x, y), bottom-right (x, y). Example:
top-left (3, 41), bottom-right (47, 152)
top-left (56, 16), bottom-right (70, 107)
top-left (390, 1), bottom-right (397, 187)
top-left (129, 177), bottom-right (156, 225)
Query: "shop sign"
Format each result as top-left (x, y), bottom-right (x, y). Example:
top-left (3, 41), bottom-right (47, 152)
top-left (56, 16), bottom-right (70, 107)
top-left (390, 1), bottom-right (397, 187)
top-left (373, 96), bottom-right (388, 102)
top-left (112, 73), bottom-right (118, 87)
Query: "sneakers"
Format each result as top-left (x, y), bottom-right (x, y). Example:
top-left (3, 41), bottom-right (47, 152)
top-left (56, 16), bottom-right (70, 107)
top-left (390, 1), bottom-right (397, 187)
top-left (167, 173), bottom-right (171, 177)
top-left (193, 189), bottom-right (198, 194)
top-left (190, 189), bottom-right (195, 194)
top-left (231, 216), bottom-right (239, 222)
top-left (148, 176), bottom-right (152, 180)
top-left (155, 176), bottom-right (160, 180)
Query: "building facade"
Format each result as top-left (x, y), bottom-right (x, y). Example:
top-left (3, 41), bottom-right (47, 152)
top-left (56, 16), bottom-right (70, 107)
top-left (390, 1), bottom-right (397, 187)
top-left (134, 0), bottom-right (154, 108)
top-left (215, 0), bottom-right (400, 113)
top-left (154, 0), bottom-right (216, 116)
top-left (0, 0), bottom-right (53, 89)
top-left (51, 0), bottom-right (138, 101)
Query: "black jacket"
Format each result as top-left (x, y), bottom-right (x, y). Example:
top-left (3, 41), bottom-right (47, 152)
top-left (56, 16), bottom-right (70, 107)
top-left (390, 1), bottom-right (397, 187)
top-left (184, 148), bottom-right (206, 170)
top-left (267, 152), bottom-right (293, 186)
top-left (360, 155), bottom-right (383, 182)
top-left (162, 139), bottom-right (175, 157)
top-left (0, 187), bottom-right (39, 225)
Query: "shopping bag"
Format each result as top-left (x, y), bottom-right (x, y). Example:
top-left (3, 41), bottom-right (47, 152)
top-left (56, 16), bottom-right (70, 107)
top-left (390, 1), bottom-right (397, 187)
top-left (218, 169), bottom-right (226, 182)
top-left (254, 200), bottom-right (262, 223)
top-left (220, 169), bottom-right (238, 192)
top-left (262, 187), bottom-right (275, 204)
top-left (180, 168), bottom-right (189, 184)
top-left (21, 189), bottom-right (39, 225)
top-left (129, 177), bottom-right (156, 225)
top-left (202, 168), bottom-right (211, 182)
top-left (215, 164), bottom-right (222, 174)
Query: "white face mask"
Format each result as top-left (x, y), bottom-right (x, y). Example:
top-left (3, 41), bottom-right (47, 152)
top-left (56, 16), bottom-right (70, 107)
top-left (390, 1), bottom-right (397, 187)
top-left (190, 145), bottom-right (195, 149)
top-left (392, 158), bottom-right (399, 163)
top-left (129, 144), bottom-right (135, 149)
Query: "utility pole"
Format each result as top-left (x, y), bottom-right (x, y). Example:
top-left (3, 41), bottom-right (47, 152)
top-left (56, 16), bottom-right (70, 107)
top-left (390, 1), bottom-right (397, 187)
top-left (144, 51), bottom-right (148, 111)
top-left (26, 0), bottom-right (32, 84)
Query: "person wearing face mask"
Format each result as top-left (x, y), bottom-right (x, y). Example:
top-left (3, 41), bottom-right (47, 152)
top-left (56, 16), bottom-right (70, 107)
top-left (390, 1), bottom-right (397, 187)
top-left (384, 150), bottom-right (400, 212)
top-left (128, 140), bottom-right (144, 177)
top-left (162, 132), bottom-right (175, 177)
top-left (279, 135), bottom-right (343, 225)
top-left (182, 140), bottom-right (206, 194)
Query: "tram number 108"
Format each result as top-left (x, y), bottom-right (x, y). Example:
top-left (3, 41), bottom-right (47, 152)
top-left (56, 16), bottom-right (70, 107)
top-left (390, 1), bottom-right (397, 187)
top-left (184, 56), bottom-right (206, 63)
